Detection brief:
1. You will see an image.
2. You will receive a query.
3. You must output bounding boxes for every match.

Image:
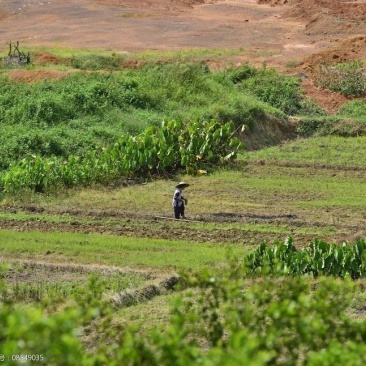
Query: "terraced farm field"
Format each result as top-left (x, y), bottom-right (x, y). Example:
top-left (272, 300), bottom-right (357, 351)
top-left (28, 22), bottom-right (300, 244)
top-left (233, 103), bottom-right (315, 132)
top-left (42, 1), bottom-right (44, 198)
top-left (1, 0), bottom-right (366, 364)
top-left (1, 136), bottom-right (366, 364)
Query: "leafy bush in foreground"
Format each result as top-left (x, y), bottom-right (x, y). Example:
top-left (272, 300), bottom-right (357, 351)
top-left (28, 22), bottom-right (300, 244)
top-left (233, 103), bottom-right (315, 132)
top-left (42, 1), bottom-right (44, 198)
top-left (2, 258), bottom-right (366, 365)
top-left (245, 237), bottom-right (366, 279)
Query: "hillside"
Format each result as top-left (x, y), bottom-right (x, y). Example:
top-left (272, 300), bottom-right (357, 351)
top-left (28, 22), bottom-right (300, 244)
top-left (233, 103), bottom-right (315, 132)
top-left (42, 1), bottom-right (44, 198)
top-left (1, 0), bottom-right (366, 112)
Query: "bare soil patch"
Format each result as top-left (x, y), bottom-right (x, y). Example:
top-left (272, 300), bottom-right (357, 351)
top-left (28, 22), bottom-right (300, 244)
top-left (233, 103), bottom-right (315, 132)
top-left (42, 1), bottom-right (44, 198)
top-left (7, 68), bottom-right (74, 83)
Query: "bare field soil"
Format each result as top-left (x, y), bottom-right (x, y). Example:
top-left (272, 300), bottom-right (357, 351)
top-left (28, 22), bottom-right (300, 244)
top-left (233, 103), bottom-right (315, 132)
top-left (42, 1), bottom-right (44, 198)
top-left (1, 0), bottom-right (366, 63)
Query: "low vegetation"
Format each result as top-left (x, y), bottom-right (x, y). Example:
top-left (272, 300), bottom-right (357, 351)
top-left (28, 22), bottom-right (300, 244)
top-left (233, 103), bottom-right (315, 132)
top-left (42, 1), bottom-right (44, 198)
top-left (0, 62), bottom-right (282, 170)
top-left (244, 135), bottom-right (366, 166)
top-left (0, 119), bottom-right (240, 195)
top-left (0, 229), bottom-right (241, 269)
top-left (1, 51), bottom-right (365, 196)
top-left (2, 253), bottom-right (366, 365)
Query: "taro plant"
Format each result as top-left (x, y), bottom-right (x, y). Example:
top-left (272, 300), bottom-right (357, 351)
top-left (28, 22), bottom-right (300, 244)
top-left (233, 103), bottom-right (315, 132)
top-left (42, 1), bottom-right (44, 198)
top-left (244, 237), bottom-right (366, 279)
top-left (0, 119), bottom-right (241, 195)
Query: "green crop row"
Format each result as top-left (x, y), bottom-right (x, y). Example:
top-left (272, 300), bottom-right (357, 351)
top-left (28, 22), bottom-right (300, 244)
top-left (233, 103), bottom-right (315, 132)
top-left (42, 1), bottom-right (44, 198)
top-left (0, 119), bottom-right (241, 195)
top-left (245, 237), bottom-right (366, 279)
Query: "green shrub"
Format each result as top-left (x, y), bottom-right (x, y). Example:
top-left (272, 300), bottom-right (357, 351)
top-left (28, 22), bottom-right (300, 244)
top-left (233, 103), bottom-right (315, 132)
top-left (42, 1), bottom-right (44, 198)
top-left (296, 117), bottom-right (331, 136)
top-left (227, 63), bottom-right (259, 84)
top-left (298, 98), bottom-right (326, 117)
top-left (207, 96), bottom-right (268, 128)
top-left (70, 54), bottom-right (125, 70)
top-left (138, 62), bottom-right (214, 108)
top-left (238, 67), bottom-right (303, 115)
top-left (297, 116), bottom-right (366, 137)
top-left (0, 73), bottom-right (152, 126)
top-left (339, 99), bottom-right (366, 117)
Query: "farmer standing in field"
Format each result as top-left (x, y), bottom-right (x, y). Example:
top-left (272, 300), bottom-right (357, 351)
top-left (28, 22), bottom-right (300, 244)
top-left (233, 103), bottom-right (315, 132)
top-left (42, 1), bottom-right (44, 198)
top-left (172, 182), bottom-right (189, 219)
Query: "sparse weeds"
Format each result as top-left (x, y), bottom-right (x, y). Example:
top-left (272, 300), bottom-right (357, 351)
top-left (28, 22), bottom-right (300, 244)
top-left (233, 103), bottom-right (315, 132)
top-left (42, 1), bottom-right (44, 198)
top-left (314, 61), bottom-right (366, 96)
top-left (2, 264), bottom-right (146, 304)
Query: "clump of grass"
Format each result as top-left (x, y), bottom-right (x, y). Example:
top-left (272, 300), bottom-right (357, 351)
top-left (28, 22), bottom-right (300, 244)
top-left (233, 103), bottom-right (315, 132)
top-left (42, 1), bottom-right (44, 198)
top-left (225, 64), bottom-right (304, 115)
top-left (296, 116), bottom-right (366, 137)
top-left (339, 99), bottom-right (366, 117)
top-left (70, 54), bottom-right (126, 71)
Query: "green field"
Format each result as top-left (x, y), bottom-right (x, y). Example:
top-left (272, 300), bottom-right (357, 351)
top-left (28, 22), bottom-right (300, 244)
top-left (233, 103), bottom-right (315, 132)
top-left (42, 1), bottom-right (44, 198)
top-left (1, 49), bottom-right (366, 365)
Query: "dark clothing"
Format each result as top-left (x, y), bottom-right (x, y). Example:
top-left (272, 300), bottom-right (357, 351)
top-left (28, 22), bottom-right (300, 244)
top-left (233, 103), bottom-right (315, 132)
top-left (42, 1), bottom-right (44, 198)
top-left (174, 204), bottom-right (185, 219)
top-left (172, 188), bottom-right (186, 219)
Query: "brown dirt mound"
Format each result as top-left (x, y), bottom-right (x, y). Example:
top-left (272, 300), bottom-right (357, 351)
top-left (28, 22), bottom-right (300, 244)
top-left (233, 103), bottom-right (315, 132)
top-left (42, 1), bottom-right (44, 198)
top-left (287, 36), bottom-right (366, 112)
top-left (33, 51), bottom-right (66, 66)
top-left (258, 0), bottom-right (366, 35)
top-left (300, 80), bottom-right (351, 114)
top-left (280, 0), bottom-right (366, 20)
top-left (300, 36), bottom-right (366, 74)
top-left (7, 69), bottom-right (73, 83)
top-left (282, 0), bottom-right (366, 35)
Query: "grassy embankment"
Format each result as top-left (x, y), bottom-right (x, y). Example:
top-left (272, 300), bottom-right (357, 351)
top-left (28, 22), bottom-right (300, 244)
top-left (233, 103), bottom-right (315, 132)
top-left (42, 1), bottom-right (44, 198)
top-left (0, 48), bottom-right (282, 170)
